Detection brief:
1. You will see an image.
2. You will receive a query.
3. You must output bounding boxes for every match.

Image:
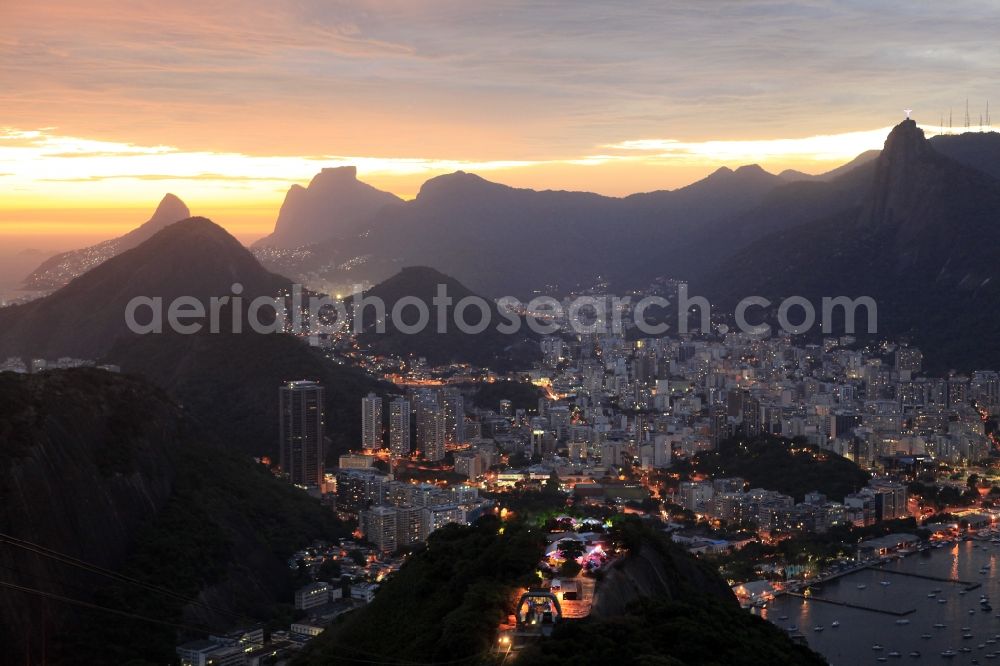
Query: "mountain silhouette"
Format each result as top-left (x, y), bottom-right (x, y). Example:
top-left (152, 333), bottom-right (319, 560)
top-left (0, 217), bottom-right (289, 360)
top-left (708, 119), bottom-right (1000, 371)
top-left (254, 137), bottom-right (1000, 298)
top-left (350, 265), bottom-right (539, 368)
top-left (253, 166), bottom-right (402, 248)
top-left (776, 150), bottom-right (881, 183)
top-left (22, 193), bottom-right (191, 290)
top-left (928, 131), bottom-right (1000, 180)
top-left (256, 163), bottom-right (789, 295)
top-left (0, 217), bottom-right (389, 455)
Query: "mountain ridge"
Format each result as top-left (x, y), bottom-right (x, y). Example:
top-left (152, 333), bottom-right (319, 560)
top-left (21, 194), bottom-right (191, 291)
top-left (255, 161), bottom-right (794, 295)
top-left (253, 165), bottom-right (403, 248)
top-left (0, 216), bottom-right (391, 457)
top-left (706, 120), bottom-right (1000, 371)
top-left (350, 265), bottom-right (541, 369)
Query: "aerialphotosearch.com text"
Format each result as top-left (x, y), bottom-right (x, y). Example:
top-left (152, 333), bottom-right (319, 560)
top-left (124, 282), bottom-right (878, 341)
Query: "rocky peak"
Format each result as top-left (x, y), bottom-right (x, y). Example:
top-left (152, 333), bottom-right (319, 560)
top-left (149, 193), bottom-right (190, 225)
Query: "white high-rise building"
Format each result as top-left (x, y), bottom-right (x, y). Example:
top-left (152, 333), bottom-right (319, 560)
top-left (361, 506), bottom-right (398, 552)
top-left (653, 434), bottom-right (673, 468)
top-left (389, 397), bottom-right (411, 459)
top-left (419, 402), bottom-right (446, 462)
top-left (442, 390), bottom-right (465, 445)
top-left (361, 393), bottom-right (383, 450)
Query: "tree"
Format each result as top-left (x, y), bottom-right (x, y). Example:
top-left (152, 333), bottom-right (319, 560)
top-left (557, 539), bottom-right (585, 562)
top-left (318, 558), bottom-right (342, 581)
top-left (558, 560), bottom-right (582, 578)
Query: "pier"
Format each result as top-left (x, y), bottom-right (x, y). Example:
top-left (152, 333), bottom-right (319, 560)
top-left (787, 592), bottom-right (916, 616)
top-left (875, 568), bottom-right (981, 590)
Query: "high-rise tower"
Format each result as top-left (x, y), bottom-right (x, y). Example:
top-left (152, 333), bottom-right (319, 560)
top-left (279, 380), bottom-right (325, 487)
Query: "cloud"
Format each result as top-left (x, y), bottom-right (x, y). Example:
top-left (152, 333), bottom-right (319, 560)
top-left (1, 0), bottom-right (998, 214)
top-left (36, 173), bottom-right (303, 182)
top-left (1, 0), bottom-right (998, 161)
top-left (603, 128), bottom-right (898, 163)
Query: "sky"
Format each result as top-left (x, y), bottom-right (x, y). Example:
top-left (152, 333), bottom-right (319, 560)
top-left (2, 0), bottom-right (998, 247)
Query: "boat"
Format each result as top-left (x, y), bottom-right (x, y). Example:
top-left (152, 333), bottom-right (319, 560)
top-left (897, 619), bottom-right (910, 625)
top-left (939, 599), bottom-right (949, 604)
top-left (942, 649), bottom-right (957, 658)
top-left (929, 592), bottom-right (938, 597)
top-left (909, 651), bottom-right (921, 657)
top-left (985, 605), bottom-right (994, 612)
top-left (873, 643), bottom-right (884, 651)
top-left (787, 625), bottom-right (797, 632)
top-left (858, 583), bottom-right (868, 590)
top-left (965, 633), bottom-right (975, 639)
top-left (935, 623), bottom-right (948, 628)
top-left (888, 652), bottom-right (901, 658)
top-left (881, 580), bottom-right (892, 586)
top-left (921, 634), bottom-right (933, 639)
top-left (831, 620), bottom-right (840, 627)
top-left (813, 625), bottom-right (824, 632)
top-left (778, 615), bottom-right (788, 620)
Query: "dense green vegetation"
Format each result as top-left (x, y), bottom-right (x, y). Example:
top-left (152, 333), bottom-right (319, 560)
top-left (907, 479), bottom-right (980, 510)
top-left (297, 511), bottom-right (822, 666)
top-left (55, 442), bottom-right (348, 664)
top-left (517, 595), bottom-right (825, 666)
top-left (109, 329), bottom-right (392, 460)
top-left (298, 516), bottom-right (543, 664)
top-left (471, 378), bottom-right (545, 413)
top-left (713, 517), bottom-right (927, 582)
top-left (518, 519), bottom-right (823, 665)
top-left (0, 368), bottom-right (178, 480)
top-left (695, 435), bottom-right (869, 501)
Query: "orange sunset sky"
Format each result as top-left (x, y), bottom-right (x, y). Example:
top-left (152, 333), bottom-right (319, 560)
top-left (2, 1), bottom-right (997, 246)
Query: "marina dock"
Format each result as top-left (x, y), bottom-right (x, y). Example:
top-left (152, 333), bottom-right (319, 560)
top-left (787, 592), bottom-right (917, 616)
top-left (875, 568), bottom-right (982, 590)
